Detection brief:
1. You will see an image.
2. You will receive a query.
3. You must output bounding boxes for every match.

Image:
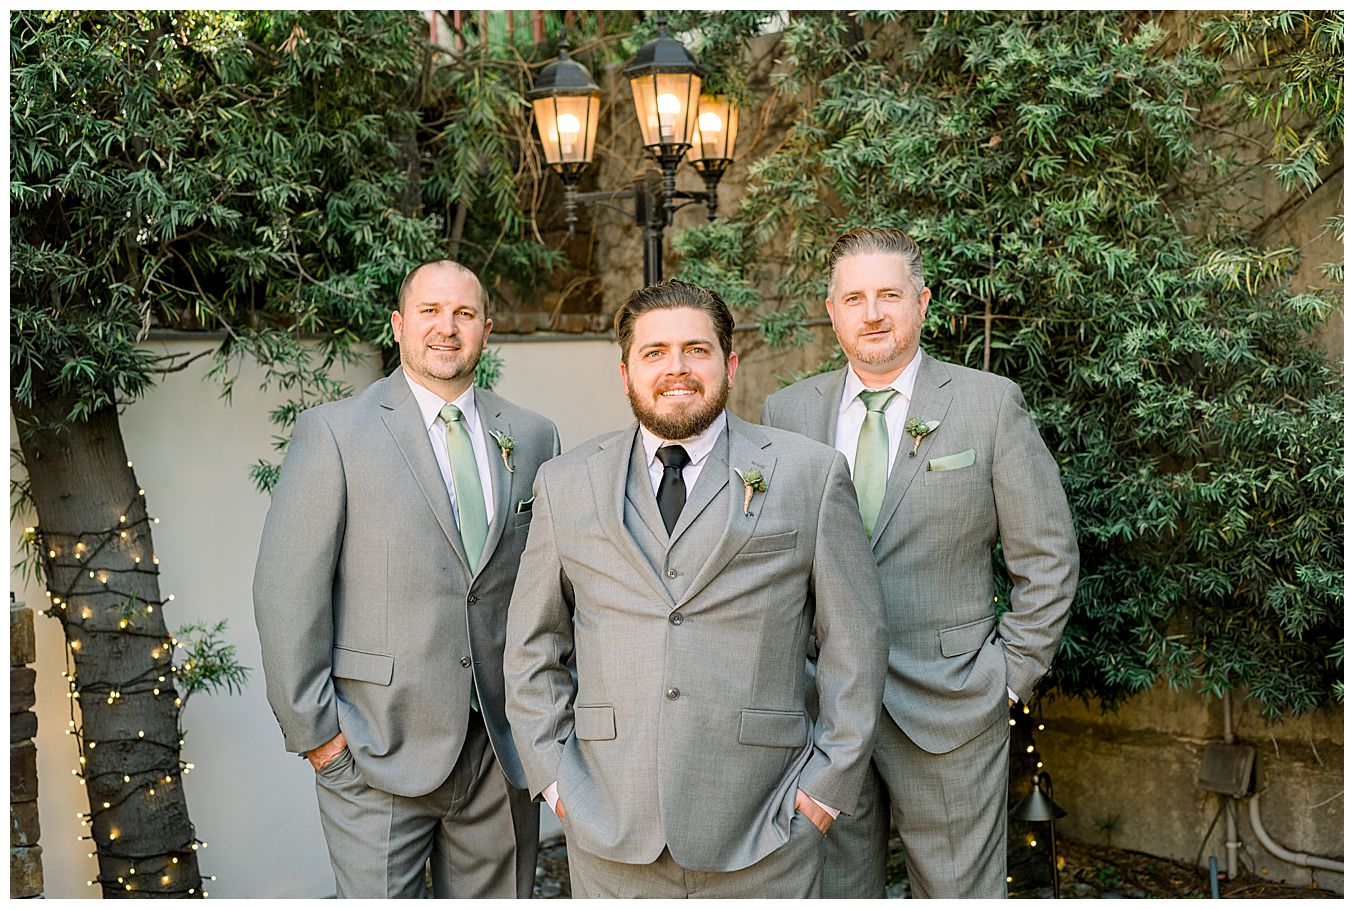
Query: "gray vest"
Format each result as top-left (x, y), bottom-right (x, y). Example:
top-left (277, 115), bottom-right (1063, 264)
top-left (623, 429), bottom-right (730, 603)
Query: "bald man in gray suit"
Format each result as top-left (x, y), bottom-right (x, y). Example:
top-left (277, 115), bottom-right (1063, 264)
top-left (762, 228), bottom-right (1079, 898)
top-left (504, 281), bottom-right (887, 898)
top-left (254, 261), bottom-right (559, 897)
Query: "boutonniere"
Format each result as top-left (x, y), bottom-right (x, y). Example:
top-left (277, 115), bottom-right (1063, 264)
top-left (905, 418), bottom-right (940, 457)
top-left (488, 429), bottom-right (516, 473)
top-left (734, 467), bottom-right (768, 516)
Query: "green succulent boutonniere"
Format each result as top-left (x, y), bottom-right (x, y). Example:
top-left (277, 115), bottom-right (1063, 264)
top-left (905, 419), bottom-right (940, 457)
top-left (489, 429), bottom-right (516, 473)
top-left (734, 467), bottom-right (768, 516)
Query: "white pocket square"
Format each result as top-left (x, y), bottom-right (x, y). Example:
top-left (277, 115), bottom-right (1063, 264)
top-left (928, 449), bottom-right (976, 472)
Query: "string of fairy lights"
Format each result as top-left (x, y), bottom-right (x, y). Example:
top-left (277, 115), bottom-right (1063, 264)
top-left (26, 465), bottom-right (216, 897)
top-left (1009, 701), bottom-right (1053, 889)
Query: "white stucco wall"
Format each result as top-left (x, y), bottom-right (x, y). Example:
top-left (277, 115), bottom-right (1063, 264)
top-left (10, 336), bottom-right (630, 898)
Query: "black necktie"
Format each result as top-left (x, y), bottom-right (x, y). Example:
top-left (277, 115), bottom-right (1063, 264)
top-left (656, 445), bottom-right (691, 535)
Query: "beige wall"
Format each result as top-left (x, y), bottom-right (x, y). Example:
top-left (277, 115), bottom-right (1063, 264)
top-left (10, 337), bottom-right (630, 898)
top-left (1037, 686), bottom-right (1343, 892)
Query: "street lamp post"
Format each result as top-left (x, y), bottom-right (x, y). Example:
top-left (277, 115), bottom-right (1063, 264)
top-left (528, 12), bottom-right (739, 286)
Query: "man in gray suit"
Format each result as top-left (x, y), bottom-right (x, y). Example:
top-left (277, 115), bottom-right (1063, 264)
top-left (253, 260), bottom-right (560, 898)
top-left (503, 281), bottom-right (888, 898)
top-left (761, 228), bottom-right (1079, 898)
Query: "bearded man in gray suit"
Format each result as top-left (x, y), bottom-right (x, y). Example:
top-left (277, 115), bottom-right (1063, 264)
top-left (761, 228), bottom-right (1079, 899)
top-left (503, 281), bottom-right (887, 898)
top-left (253, 260), bottom-right (560, 898)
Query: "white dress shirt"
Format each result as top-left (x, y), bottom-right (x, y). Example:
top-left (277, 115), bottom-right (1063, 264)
top-left (639, 411), bottom-right (727, 497)
top-left (833, 350), bottom-right (923, 477)
top-left (403, 371), bottom-right (496, 528)
top-left (832, 354), bottom-right (1018, 705)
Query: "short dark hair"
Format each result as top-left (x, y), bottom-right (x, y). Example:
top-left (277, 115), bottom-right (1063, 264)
top-left (397, 260), bottom-right (490, 315)
top-left (827, 227), bottom-right (926, 297)
top-left (614, 280), bottom-right (735, 362)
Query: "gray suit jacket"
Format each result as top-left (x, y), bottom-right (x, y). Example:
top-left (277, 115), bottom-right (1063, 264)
top-left (254, 371), bottom-right (560, 798)
top-left (762, 352), bottom-right (1078, 754)
top-left (503, 412), bottom-right (887, 872)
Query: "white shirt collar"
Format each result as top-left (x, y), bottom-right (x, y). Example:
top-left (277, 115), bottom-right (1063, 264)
top-left (840, 349), bottom-right (924, 414)
top-left (403, 369), bottom-right (478, 433)
top-left (639, 410), bottom-right (727, 468)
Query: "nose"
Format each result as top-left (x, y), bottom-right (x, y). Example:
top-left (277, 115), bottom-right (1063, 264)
top-left (863, 295), bottom-right (884, 323)
top-left (665, 351), bottom-right (691, 376)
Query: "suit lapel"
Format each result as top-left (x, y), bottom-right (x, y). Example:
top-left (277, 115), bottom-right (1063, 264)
top-left (674, 414), bottom-right (776, 610)
top-left (475, 389), bottom-right (514, 572)
top-left (588, 426), bottom-right (673, 605)
top-left (667, 428), bottom-right (730, 546)
top-left (378, 373), bottom-right (472, 574)
top-left (871, 352), bottom-right (954, 544)
top-left (807, 368), bottom-right (847, 446)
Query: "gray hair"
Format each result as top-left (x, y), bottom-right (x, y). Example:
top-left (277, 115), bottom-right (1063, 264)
top-left (827, 227), bottom-right (926, 298)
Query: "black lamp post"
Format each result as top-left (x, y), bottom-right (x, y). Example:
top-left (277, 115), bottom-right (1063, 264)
top-left (528, 12), bottom-right (739, 285)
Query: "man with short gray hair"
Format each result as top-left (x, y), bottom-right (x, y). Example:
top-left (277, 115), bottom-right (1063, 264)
top-left (762, 227), bottom-right (1079, 898)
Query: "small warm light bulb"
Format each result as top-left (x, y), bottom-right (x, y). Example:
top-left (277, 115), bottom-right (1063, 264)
top-left (148, 788), bottom-right (155, 796)
top-left (102, 802), bottom-right (110, 808)
top-left (162, 876), bottom-right (170, 884)
top-left (1022, 705), bottom-right (1030, 714)
top-left (109, 831), bottom-right (119, 840)
top-left (1030, 839), bottom-right (1038, 847)
top-left (120, 515), bottom-right (127, 523)
top-left (123, 775), bottom-right (131, 783)
top-left (657, 92), bottom-right (681, 115)
top-left (1026, 745), bottom-right (1035, 753)
top-left (1038, 724), bottom-right (1045, 731)
top-left (1008, 718), bottom-right (1016, 726)
top-left (48, 549), bottom-right (56, 558)
top-left (70, 640), bottom-right (80, 651)
top-left (138, 730), bottom-right (145, 738)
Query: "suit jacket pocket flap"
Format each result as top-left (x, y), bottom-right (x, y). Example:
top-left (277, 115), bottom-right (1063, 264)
top-left (939, 617), bottom-right (995, 658)
top-left (928, 449), bottom-right (977, 471)
top-left (741, 529), bottom-right (798, 555)
top-left (738, 708), bottom-right (809, 747)
top-left (331, 647), bottom-right (394, 685)
top-left (574, 705), bottom-right (616, 741)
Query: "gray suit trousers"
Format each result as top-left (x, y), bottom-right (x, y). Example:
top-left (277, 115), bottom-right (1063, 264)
top-left (567, 810), bottom-right (826, 898)
top-left (823, 710), bottom-right (1010, 899)
top-left (313, 711), bottom-right (538, 898)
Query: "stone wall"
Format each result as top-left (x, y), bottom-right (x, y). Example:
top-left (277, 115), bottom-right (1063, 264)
top-left (1034, 686), bottom-right (1343, 893)
top-left (11, 598), bottom-right (43, 898)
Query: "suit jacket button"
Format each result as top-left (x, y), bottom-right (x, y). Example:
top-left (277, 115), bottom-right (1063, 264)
top-left (666, 569), bottom-right (677, 579)
top-left (665, 687), bottom-right (680, 700)
top-left (669, 612), bottom-right (684, 625)
top-left (460, 657), bottom-right (472, 668)
top-left (467, 595), bottom-right (478, 605)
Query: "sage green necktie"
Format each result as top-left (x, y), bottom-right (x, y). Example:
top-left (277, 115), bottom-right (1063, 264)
top-left (854, 389), bottom-right (898, 537)
top-left (440, 403), bottom-right (489, 570)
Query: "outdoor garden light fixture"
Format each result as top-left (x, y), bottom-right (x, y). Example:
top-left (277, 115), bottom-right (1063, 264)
top-left (526, 36), bottom-right (603, 237)
top-left (686, 93), bottom-right (739, 220)
top-left (528, 11), bottom-right (738, 285)
top-left (1011, 770), bottom-right (1068, 898)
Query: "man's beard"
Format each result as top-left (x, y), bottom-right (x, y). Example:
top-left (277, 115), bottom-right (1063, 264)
top-left (627, 375), bottom-right (730, 440)
top-left (843, 320), bottom-right (920, 368)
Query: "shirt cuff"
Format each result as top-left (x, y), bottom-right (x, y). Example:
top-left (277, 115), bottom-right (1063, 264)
top-left (543, 780), bottom-right (560, 812)
top-left (810, 795), bottom-right (840, 819)
top-left (1008, 687), bottom-right (1019, 704)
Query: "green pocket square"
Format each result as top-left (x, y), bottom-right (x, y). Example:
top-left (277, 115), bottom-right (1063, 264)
top-left (514, 497), bottom-right (535, 514)
top-left (928, 449), bottom-right (976, 471)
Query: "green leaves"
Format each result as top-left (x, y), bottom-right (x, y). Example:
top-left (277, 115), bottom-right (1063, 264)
top-left (680, 11), bottom-right (1342, 719)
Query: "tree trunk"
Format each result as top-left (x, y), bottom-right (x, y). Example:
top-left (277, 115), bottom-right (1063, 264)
top-left (14, 385), bottom-right (204, 898)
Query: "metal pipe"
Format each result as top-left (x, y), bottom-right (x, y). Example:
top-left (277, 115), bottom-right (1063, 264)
top-left (1247, 792), bottom-right (1344, 874)
top-left (1224, 690), bottom-right (1344, 877)
top-left (1221, 690), bottom-right (1239, 879)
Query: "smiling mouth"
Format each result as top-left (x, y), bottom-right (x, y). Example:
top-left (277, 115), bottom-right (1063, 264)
top-left (428, 343), bottom-right (461, 352)
top-left (659, 388), bottom-right (698, 399)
